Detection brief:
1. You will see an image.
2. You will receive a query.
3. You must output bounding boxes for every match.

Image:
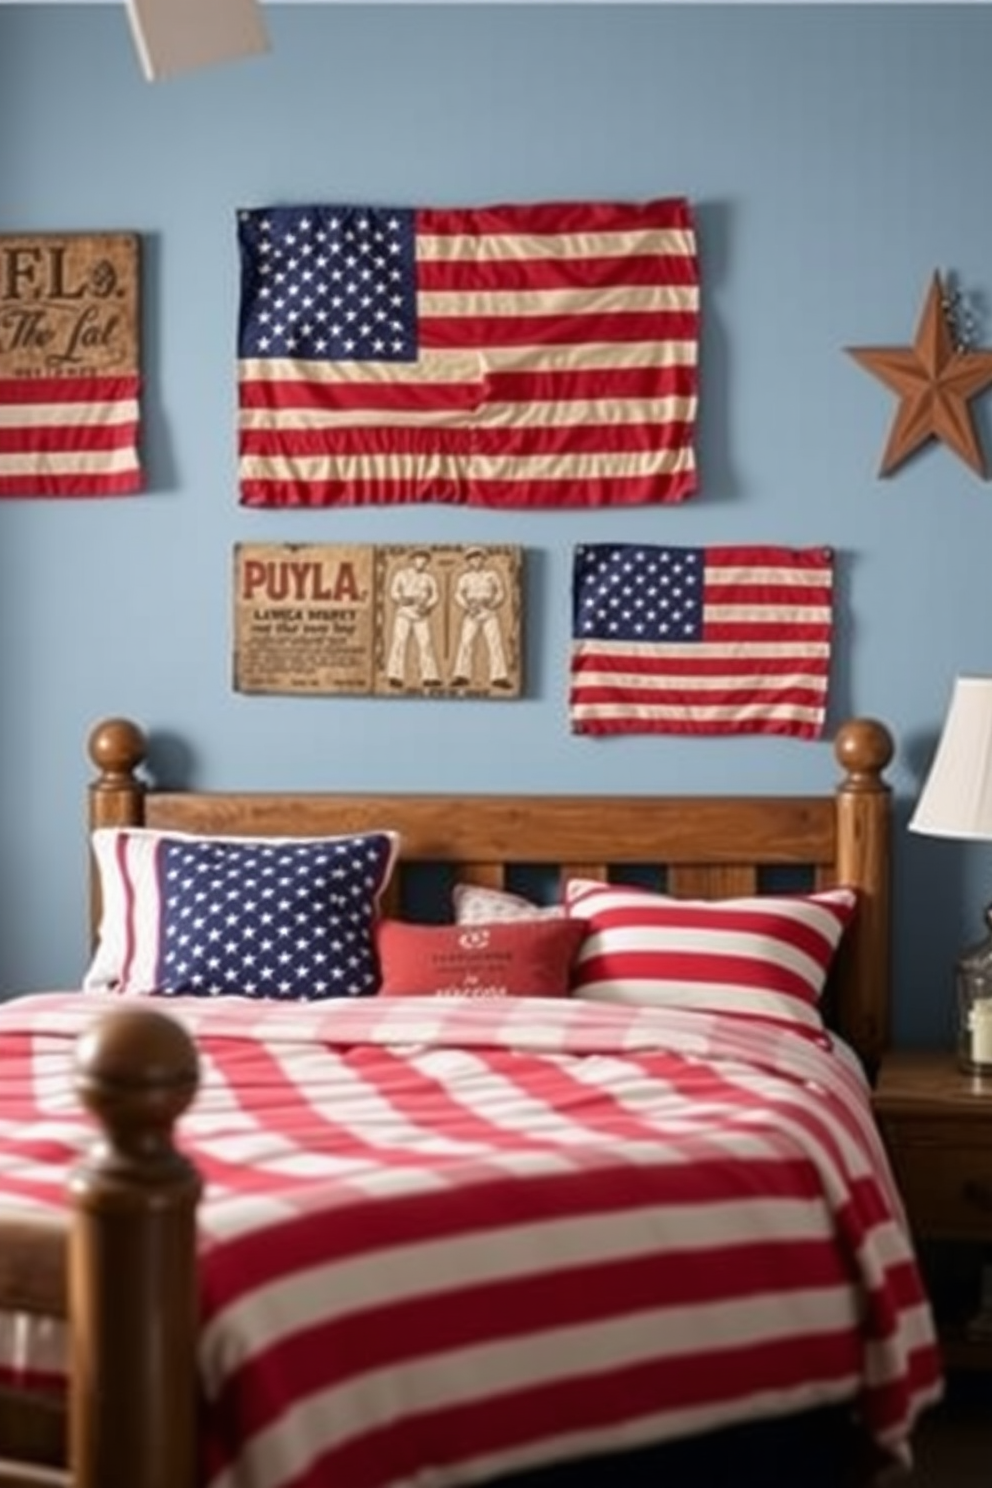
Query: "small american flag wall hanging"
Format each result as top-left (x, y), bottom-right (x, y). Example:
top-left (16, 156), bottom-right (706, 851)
top-left (236, 198), bottom-right (699, 509)
top-left (569, 543), bottom-right (834, 739)
top-left (0, 233), bottom-right (142, 497)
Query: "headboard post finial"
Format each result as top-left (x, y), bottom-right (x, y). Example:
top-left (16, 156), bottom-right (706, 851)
top-left (833, 717), bottom-right (895, 793)
top-left (87, 717), bottom-right (147, 787)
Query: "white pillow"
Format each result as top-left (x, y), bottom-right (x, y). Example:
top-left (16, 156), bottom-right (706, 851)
top-left (453, 882), bottom-right (566, 924)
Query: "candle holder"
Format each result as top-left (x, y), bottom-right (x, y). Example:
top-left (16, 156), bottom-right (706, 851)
top-left (911, 677), bottom-right (992, 1080)
top-left (956, 908), bottom-right (992, 1075)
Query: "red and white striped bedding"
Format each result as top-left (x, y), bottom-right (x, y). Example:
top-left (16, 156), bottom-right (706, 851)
top-left (0, 991), bottom-right (941, 1488)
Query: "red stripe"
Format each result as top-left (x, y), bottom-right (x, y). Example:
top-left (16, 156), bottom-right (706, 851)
top-left (580, 898), bottom-right (849, 957)
top-left (703, 582), bottom-right (834, 607)
top-left (703, 546), bottom-right (832, 570)
top-left (266, 1330), bottom-right (862, 1488)
top-left (0, 375), bottom-right (139, 403)
top-left (416, 198), bottom-right (696, 238)
top-left (0, 421), bottom-right (138, 453)
top-left (419, 309), bottom-right (698, 349)
top-left (240, 470), bottom-right (696, 509)
top-left (118, 832), bottom-right (142, 988)
top-left (417, 253), bottom-right (698, 292)
top-left (580, 948), bottom-right (822, 1005)
top-left (573, 717), bottom-right (825, 739)
top-left (572, 677), bottom-right (829, 702)
top-left (0, 471), bottom-right (141, 497)
top-left (702, 622), bottom-right (831, 642)
top-left (491, 364), bottom-right (697, 402)
top-left (571, 652), bottom-right (830, 677)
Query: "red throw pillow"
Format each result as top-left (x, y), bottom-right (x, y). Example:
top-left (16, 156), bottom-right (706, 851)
top-left (376, 918), bottom-right (587, 999)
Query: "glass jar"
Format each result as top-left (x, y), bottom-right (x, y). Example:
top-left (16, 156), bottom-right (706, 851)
top-left (956, 908), bottom-right (992, 1075)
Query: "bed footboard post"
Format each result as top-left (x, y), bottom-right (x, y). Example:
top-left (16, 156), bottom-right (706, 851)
top-left (68, 1007), bottom-right (202, 1488)
top-left (833, 717), bottom-right (895, 1077)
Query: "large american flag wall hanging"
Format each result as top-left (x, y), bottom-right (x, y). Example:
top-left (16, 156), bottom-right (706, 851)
top-left (236, 198), bottom-right (699, 509)
top-left (569, 544), bottom-right (834, 739)
top-left (0, 233), bottom-right (142, 498)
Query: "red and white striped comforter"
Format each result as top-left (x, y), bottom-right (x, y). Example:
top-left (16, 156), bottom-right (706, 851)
top-left (0, 991), bottom-right (941, 1488)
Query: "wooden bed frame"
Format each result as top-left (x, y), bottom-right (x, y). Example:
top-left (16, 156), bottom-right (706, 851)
top-left (0, 713), bottom-right (896, 1488)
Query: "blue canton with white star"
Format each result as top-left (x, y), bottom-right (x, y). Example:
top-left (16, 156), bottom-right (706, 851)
top-left (237, 206), bottom-right (418, 363)
top-left (155, 834), bottom-right (394, 1000)
top-left (573, 545), bottom-right (706, 643)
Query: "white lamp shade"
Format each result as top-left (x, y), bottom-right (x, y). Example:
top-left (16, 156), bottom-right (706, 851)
top-left (909, 676), bottom-right (992, 840)
top-left (126, 0), bottom-right (270, 82)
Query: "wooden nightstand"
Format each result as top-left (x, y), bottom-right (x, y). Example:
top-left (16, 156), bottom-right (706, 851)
top-left (873, 1051), bottom-right (992, 1371)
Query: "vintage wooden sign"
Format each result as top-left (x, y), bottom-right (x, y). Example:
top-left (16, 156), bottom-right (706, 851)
top-left (233, 543), bottom-right (523, 698)
top-left (0, 233), bottom-right (139, 376)
top-left (0, 232), bottom-right (142, 496)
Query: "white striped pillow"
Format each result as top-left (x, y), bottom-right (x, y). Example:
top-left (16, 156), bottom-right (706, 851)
top-left (565, 879), bottom-right (857, 1031)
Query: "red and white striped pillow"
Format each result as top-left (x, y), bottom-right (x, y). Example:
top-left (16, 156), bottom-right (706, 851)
top-left (565, 879), bottom-right (857, 1032)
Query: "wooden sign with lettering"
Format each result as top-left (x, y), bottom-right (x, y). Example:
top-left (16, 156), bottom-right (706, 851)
top-left (233, 542), bottom-right (523, 699)
top-left (0, 234), bottom-right (139, 375)
top-left (0, 233), bottom-right (142, 496)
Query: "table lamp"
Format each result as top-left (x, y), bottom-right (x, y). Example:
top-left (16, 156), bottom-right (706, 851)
top-left (910, 675), bottom-right (992, 1075)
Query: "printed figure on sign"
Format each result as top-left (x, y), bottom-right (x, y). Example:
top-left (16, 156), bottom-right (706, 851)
top-left (451, 548), bottom-right (512, 689)
top-left (386, 549), bottom-right (442, 688)
top-left (373, 543), bottom-right (522, 699)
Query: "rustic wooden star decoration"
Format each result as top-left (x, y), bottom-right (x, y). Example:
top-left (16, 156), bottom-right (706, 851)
top-left (847, 272), bottom-right (992, 479)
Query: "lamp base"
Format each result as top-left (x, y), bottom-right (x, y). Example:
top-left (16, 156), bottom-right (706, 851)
top-left (956, 906), bottom-right (992, 1076)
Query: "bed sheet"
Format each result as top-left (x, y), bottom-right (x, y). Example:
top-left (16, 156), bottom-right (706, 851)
top-left (0, 991), bottom-right (942, 1488)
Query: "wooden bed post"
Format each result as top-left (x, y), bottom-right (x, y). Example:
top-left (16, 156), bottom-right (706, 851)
top-left (833, 717), bottom-right (895, 1078)
top-left (68, 1008), bottom-right (202, 1488)
top-left (87, 718), bottom-right (149, 949)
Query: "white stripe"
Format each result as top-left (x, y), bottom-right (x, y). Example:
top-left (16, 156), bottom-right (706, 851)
top-left (704, 603), bottom-right (832, 623)
top-left (572, 669), bottom-right (828, 695)
top-left (576, 982), bottom-right (824, 1031)
top-left (706, 564), bottom-right (831, 587)
top-left (0, 397), bottom-right (138, 428)
top-left (570, 701), bottom-right (826, 724)
top-left (239, 446), bottom-right (696, 485)
top-left (416, 227), bottom-right (697, 262)
top-left (573, 638), bottom-right (831, 659)
top-left (417, 284), bottom-right (700, 316)
top-left (0, 448), bottom-right (138, 477)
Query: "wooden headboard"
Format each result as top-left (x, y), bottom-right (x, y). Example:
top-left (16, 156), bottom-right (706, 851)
top-left (85, 715), bottom-right (895, 1074)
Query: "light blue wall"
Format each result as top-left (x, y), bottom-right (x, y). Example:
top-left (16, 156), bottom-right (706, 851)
top-left (1, 3), bottom-right (989, 1046)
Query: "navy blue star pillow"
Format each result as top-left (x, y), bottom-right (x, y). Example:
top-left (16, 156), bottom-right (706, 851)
top-left (85, 828), bottom-right (399, 1000)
